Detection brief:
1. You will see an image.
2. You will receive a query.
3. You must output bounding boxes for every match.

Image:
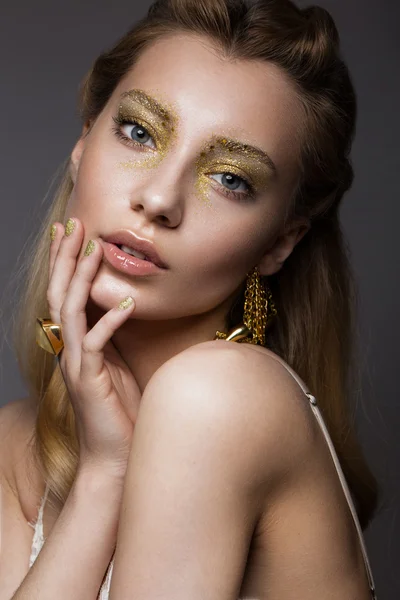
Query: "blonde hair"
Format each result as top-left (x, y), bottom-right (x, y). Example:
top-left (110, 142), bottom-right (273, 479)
top-left (10, 0), bottom-right (379, 528)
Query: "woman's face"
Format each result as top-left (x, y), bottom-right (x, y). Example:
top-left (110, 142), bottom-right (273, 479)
top-left (67, 33), bottom-right (307, 322)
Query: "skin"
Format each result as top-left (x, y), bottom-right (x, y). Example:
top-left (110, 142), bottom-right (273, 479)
top-left (67, 32), bottom-right (310, 396)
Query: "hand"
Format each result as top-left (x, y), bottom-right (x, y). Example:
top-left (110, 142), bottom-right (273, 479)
top-left (47, 217), bottom-right (141, 480)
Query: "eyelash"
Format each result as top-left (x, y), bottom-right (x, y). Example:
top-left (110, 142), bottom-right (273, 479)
top-left (111, 115), bottom-right (256, 202)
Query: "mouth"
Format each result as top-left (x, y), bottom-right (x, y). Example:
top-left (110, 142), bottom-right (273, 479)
top-left (101, 241), bottom-right (166, 276)
top-left (114, 243), bottom-right (153, 262)
top-left (102, 229), bottom-right (168, 269)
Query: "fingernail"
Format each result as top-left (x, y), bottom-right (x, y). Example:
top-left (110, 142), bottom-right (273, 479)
top-left (65, 218), bottom-right (76, 236)
top-left (50, 223), bottom-right (57, 242)
top-left (84, 240), bottom-right (96, 256)
top-left (117, 296), bottom-right (134, 310)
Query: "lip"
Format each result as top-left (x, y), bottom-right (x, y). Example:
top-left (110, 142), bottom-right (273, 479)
top-left (101, 241), bottom-right (165, 276)
top-left (102, 229), bottom-right (167, 269)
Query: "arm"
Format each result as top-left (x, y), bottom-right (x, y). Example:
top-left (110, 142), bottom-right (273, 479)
top-left (11, 468), bottom-right (123, 600)
top-left (109, 341), bottom-right (311, 600)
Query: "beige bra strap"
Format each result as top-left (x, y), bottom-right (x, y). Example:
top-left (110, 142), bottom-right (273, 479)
top-left (264, 352), bottom-right (377, 600)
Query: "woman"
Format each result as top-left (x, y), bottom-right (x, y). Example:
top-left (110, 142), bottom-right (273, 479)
top-left (0, 0), bottom-right (379, 598)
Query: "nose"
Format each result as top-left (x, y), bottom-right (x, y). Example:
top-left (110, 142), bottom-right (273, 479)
top-left (128, 152), bottom-right (187, 228)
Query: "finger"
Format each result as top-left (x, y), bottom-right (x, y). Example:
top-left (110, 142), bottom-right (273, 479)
top-left (48, 222), bottom-right (64, 281)
top-left (59, 238), bottom-right (104, 369)
top-left (47, 217), bottom-right (84, 324)
top-left (80, 296), bottom-right (136, 380)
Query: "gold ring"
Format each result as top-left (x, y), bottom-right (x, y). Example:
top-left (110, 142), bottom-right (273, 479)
top-left (35, 318), bottom-right (64, 356)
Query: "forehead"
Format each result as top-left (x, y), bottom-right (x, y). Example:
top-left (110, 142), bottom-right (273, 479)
top-left (113, 33), bottom-right (304, 177)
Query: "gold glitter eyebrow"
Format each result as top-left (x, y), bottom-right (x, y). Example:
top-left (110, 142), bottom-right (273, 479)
top-left (119, 89), bottom-right (177, 126)
top-left (208, 137), bottom-right (278, 176)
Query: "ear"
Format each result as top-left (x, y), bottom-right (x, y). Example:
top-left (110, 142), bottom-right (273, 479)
top-left (258, 217), bottom-right (310, 276)
top-left (69, 122), bottom-right (91, 183)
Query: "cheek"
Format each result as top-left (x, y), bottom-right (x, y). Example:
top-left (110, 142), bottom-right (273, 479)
top-left (181, 216), bottom-right (268, 280)
top-left (68, 146), bottom-right (127, 216)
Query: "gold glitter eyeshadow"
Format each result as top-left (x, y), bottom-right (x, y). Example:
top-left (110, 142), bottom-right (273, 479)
top-left (116, 88), bottom-right (180, 170)
top-left (119, 161), bottom-right (136, 170)
top-left (194, 135), bottom-right (274, 206)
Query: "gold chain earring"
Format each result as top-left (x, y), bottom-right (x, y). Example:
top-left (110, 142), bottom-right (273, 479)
top-left (214, 265), bottom-right (277, 346)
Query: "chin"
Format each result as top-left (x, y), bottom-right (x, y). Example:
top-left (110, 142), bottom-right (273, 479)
top-left (89, 270), bottom-right (137, 313)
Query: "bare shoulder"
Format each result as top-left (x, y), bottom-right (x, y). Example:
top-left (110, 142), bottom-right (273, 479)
top-left (145, 340), bottom-right (318, 489)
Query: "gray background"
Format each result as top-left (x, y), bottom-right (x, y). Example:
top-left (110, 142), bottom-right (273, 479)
top-left (0, 1), bottom-right (398, 597)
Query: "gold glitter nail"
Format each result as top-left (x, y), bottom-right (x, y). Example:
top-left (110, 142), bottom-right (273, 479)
top-left (84, 240), bottom-right (95, 256)
top-left (50, 224), bottom-right (57, 241)
top-left (65, 218), bottom-right (76, 236)
top-left (118, 296), bottom-right (134, 310)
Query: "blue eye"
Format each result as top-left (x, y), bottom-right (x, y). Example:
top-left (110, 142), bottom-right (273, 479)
top-left (210, 172), bottom-right (249, 193)
top-left (207, 171), bottom-right (256, 202)
top-left (112, 116), bottom-right (156, 150)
